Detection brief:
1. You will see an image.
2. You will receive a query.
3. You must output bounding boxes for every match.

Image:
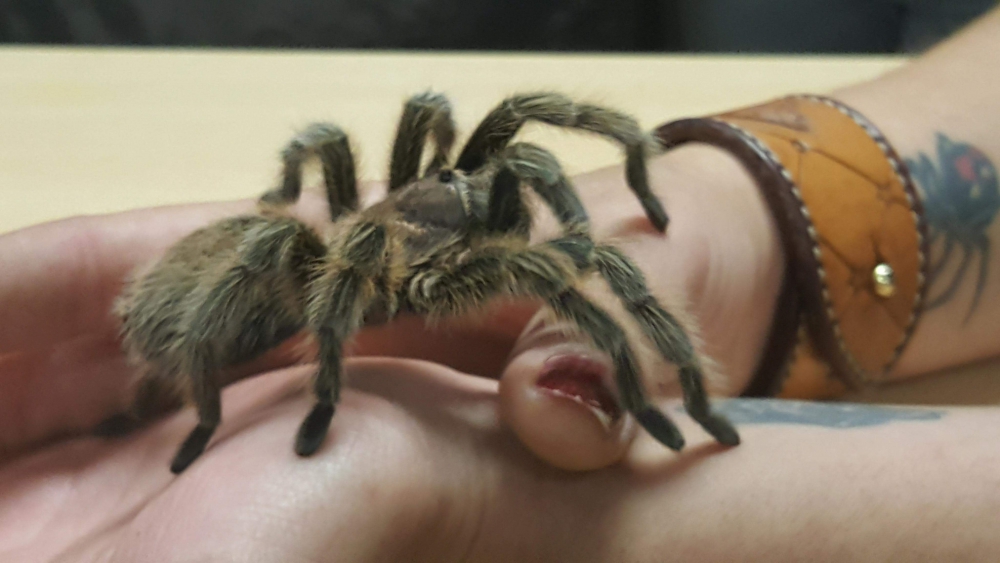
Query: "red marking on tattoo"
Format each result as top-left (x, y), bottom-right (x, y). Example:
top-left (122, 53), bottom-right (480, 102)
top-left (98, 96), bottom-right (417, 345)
top-left (956, 154), bottom-right (977, 183)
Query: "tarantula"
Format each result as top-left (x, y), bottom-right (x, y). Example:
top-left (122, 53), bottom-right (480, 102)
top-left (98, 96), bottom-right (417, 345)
top-left (108, 91), bottom-right (739, 474)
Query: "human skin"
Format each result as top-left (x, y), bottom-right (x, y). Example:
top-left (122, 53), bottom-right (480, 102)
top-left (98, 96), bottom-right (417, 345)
top-left (1, 202), bottom-right (999, 562)
top-left (4, 7), bottom-right (1000, 563)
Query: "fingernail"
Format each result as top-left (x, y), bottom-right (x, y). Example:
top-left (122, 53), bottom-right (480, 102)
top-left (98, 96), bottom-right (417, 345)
top-left (536, 354), bottom-right (622, 431)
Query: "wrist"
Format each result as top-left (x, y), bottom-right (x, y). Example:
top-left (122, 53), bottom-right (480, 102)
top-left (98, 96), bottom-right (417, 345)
top-left (647, 145), bottom-right (785, 395)
top-left (572, 144), bottom-right (784, 396)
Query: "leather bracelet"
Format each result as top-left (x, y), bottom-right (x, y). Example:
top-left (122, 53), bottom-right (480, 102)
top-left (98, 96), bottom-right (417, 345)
top-left (654, 95), bottom-right (929, 399)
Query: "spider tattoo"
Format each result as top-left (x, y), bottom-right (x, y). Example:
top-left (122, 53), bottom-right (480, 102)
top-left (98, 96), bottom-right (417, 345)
top-left (907, 133), bottom-right (999, 321)
top-left (108, 91), bottom-right (740, 474)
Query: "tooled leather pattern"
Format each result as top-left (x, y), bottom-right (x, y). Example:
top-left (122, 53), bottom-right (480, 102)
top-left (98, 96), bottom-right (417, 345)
top-left (718, 96), bottom-right (927, 383)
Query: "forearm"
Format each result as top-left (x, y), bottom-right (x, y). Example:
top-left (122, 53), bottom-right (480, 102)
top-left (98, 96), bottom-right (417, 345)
top-left (566, 146), bottom-right (782, 396)
top-left (624, 400), bottom-right (1000, 562)
top-left (478, 399), bottom-right (1000, 562)
top-left (597, 8), bottom-right (1000, 395)
top-left (836, 7), bottom-right (1000, 378)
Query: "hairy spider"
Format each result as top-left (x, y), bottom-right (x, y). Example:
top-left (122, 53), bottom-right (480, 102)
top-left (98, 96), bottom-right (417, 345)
top-left (109, 91), bottom-right (739, 474)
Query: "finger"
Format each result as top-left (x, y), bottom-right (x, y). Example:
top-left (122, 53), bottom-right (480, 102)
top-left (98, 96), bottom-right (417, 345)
top-left (0, 200), bottom-right (252, 356)
top-left (498, 311), bottom-right (639, 471)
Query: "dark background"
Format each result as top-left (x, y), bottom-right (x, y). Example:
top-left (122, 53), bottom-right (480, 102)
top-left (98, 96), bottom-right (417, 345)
top-left (1, 0), bottom-right (996, 53)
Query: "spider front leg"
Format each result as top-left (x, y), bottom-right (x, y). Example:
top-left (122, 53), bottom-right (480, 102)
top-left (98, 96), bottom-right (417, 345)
top-left (405, 170), bottom-right (685, 448)
top-left (487, 142), bottom-right (589, 236)
top-left (408, 239), bottom-right (686, 449)
top-left (297, 223), bottom-right (390, 456)
top-left (592, 245), bottom-right (739, 446)
top-left (969, 236), bottom-right (991, 321)
top-left (926, 235), bottom-right (992, 322)
top-left (170, 346), bottom-right (222, 474)
top-left (93, 373), bottom-right (185, 437)
top-left (456, 92), bottom-right (667, 230)
top-left (389, 91), bottom-right (456, 190)
top-left (259, 122), bottom-right (359, 221)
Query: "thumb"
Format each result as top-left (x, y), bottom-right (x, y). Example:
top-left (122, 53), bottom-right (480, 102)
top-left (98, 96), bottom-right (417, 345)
top-left (498, 310), bottom-right (639, 471)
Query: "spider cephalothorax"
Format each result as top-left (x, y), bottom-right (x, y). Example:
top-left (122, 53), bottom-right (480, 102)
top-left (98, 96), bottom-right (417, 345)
top-left (110, 91), bottom-right (739, 473)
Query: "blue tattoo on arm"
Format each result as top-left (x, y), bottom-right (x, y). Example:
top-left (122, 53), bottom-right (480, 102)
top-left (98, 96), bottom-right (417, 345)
top-left (710, 399), bottom-right (942, 428)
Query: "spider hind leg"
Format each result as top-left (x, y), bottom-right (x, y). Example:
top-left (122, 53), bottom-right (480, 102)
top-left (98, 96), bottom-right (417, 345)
top-left (170, 346), bottom-right (222, 474)
top-left (548, 288), bottom-right (687, 450)
top-left (165, 219), bottom-right (321, 473)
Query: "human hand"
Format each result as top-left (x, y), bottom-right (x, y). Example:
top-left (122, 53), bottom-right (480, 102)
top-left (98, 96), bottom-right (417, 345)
top-left (0, 199), bottom-right (527, 561)
top-left (0, 147), bottom-right (781, 561)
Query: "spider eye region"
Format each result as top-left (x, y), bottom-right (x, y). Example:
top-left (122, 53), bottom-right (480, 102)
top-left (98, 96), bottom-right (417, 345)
top-left (438, 169), bottom-right (454, 183)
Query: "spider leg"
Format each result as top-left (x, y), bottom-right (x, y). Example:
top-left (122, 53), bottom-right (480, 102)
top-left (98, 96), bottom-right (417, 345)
top-left (455, 92), bottom-right (667, 231)
top-left (927, 229), bottom-right (940, 248)
top-left (408, 239), bottom-right (685, 449)
top-left (169, 220), bottom-right (323, 473)
top-left (170, 348), bottom-right (221, 474)
top-left (495, 142), bottom-right (589, 235)
top-left (259, 123), bottom-right (359, 221)
top-left (412, 173), bottom-right (685, 447)
top-left (592, 245), bottom-right (739, 445)
top-left (485, 166), bottom-right (531, 235)
top-left (964, 236), bottom-right (991, 323)
top-left (93, 375), bottom-right (185, 437)
top-left (927, 242), bottom-right (973, 310)
top-left (298, 223), bottom-right (388, 456)
top-left (927, 233), bottom-right (954, 287)
top-left (389, 91), bottom-right (456, 190)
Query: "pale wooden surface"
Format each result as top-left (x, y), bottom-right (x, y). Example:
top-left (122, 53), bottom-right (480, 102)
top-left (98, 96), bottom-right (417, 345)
top-left (3, 47), bottom-right (997, 402)
top-left (1, 47), bottom-right (904, 232)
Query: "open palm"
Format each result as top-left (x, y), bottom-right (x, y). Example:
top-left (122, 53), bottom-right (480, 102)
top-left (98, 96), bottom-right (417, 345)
top-left (0, 202), bottom-right (552, 562)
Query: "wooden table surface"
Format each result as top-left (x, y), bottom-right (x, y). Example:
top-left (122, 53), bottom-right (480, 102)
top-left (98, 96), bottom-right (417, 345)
top-left (3, 47), bottom-right (997, 401)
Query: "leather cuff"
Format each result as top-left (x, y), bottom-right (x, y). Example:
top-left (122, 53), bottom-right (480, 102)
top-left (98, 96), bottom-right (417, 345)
top-left (654, 95), bottom-right (929, 399)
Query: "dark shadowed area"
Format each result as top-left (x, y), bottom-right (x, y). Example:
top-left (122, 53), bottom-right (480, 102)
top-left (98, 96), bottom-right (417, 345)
top-left (1, 0), bottom-right (997, 53)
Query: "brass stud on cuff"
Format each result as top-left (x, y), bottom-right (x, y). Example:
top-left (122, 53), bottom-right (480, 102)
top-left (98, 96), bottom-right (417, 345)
top-left (872, 263), bottom-right (896, 298)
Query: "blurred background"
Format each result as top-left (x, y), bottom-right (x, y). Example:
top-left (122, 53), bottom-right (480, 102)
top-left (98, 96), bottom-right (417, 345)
top-left (1, 0), bottom-right (997, 234)
top-left (1, 0), bottom-right (997, 53)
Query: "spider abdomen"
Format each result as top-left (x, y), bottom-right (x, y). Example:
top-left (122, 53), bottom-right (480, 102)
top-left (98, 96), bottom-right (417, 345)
top-left (117, 215), bottom-right (322, 390)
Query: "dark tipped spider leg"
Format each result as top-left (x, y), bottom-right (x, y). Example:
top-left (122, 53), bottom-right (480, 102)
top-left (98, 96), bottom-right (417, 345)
top-left (456, 92), bottom-right (668, 231)
top-left (260, 122), bottom-right (359, 221)
top-left (297, 224), bottom-right (388, 456)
